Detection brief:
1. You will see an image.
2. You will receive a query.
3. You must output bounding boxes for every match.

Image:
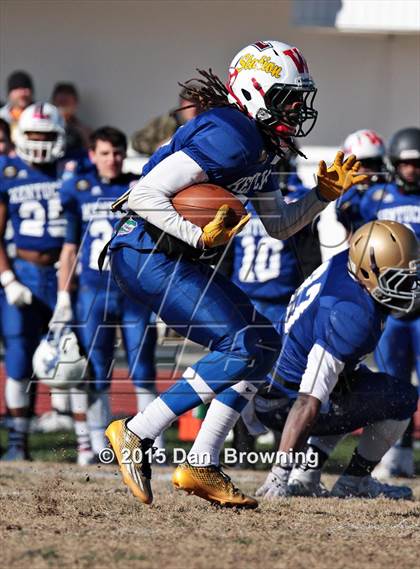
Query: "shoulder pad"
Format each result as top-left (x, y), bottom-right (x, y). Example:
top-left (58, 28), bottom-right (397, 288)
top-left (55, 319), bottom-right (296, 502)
top-left (326, 300), bottom-right (374, 358)
top-left (191, 109), bottom-right (263, 167)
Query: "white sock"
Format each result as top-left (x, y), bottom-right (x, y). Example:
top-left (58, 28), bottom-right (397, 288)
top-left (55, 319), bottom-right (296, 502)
top-left (135, 389), bottom-right (165, 448)
top-left (135, 387), bottom-right (157, 413)
top-left (51, 388), bottom-right (71, 414)
top-left (188, 382), bottom-right (257, 466)
top-left (5, 377), bottom-right (30, 409)
top-left (188, 400), bottom-right (239, 466)
top-left (74, 420), bottom-right (91, 453)
top-left (87, 392), bottom-right (111, 455)
top-left (358, 419), bottom-right (410, 463)
top-left (70, 387), bottom-right (88, 414)
top-left (308, 434), bottom-right (346, 456)
top-left (127, 397), bottom-right (176, 441)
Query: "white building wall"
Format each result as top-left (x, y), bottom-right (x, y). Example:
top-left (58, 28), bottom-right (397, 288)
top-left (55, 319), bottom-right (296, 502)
top-left (1, 0), bottom-right (419, 148)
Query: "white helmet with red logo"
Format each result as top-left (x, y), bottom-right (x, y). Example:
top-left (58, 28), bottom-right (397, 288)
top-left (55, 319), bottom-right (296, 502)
top-left (343, 129), bottom-right (385, 160)
top-left (15, 102), bottom-right (65, 164)
top-left (226, 40), bottom-right (317, 138)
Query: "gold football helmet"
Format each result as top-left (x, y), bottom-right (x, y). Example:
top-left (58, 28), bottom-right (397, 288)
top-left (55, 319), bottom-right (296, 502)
top-left (348, 220), bottom-right (420, 312)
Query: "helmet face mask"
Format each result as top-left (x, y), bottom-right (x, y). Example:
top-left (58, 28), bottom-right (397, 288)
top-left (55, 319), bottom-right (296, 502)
top-left (260, 83), bottom-right (318, 137)
top-left (348, 220), bottom-right (420, 314)
top-left (18, 132), bottom-right (60, 164)
top-left (15, 103), bottom-right (65, 164)
top-left (371, 261), bottom-right (420, 313)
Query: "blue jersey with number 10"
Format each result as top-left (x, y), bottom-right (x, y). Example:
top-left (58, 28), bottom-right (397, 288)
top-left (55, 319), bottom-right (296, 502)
top-left (271, 250), bottom-right (384, 395)
top-left (231, 183), bottom-right (308, 301)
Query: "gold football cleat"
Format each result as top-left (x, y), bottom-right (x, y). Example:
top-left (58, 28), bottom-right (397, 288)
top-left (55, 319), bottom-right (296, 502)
top-left (105, 418), bottom-right (154, 505)
top-left (172, 462), bottom-right (258, 508)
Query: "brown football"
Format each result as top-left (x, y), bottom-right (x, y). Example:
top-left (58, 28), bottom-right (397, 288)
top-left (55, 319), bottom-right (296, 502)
top-left (171, 184), bottom-right (246, 228)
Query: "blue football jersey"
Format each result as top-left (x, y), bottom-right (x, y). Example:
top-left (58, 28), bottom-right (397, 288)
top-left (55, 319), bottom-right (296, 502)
top-left (336, 186), bottom-right (366, 232)
top-left (231, 182), bottom-right (308, 301)
top-left (111, 107), bottom-right (282, 252)
top-left (0, 155), bottom-right (65, 251)
top-left (270, 250), bottom-right (385, 398)
top-left (60, 170), bottom-right (138, 287)
top-left (360, 182), bottom-right (420, 239)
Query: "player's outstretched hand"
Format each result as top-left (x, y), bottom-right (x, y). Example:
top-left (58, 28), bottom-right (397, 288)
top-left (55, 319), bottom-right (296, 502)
top-left (317, 151), bottom-right (368, 201)
top-left (0, 270), bottom-right (32, 307)
top-left (255, 466), bottom-right (291, 499)
top-left (49, 291), bottom-right (73, 333)
top-left (201, 204), bottom-right (251, 248)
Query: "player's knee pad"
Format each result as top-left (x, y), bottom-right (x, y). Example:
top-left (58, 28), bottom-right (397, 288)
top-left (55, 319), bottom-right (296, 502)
top-left (5, 377), bottom-right (30, 409)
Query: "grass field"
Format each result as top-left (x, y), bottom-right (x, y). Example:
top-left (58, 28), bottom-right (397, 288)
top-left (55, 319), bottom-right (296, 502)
top-left (1, 461), bottom-right (420, 569)
top-left (1, 428), bottom-right (420, 568)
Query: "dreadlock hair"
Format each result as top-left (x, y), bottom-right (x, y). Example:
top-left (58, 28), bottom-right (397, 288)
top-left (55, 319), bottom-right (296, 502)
top-left (176, 69), bottom-right (306, 159)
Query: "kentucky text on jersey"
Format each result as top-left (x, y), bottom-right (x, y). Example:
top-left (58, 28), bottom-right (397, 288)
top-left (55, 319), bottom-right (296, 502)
top-left (61, 170), bottom-right (138, 287)
top-left (0, 155), bottom-right (65, 250)
top-left (360, 182), bottom-right (420, 238)
top-left (111, 107), bottom-right (285, 252)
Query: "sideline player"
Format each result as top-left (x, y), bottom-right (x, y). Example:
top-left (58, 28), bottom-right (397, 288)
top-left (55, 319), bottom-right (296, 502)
top-left (105, 40), bottom-right (366, 506)
top-left (51, 127), bottom-right (158, 464)
top-left (0, 103), bottom-right (66, 459)
top-left (360, 127), bottom-right (420, 478)
top-left (336, 129), bottom-right (386, 233)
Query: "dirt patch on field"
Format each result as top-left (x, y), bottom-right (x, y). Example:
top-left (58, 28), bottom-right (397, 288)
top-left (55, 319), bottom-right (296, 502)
top-left (1, 463), bottom-right (419, 569)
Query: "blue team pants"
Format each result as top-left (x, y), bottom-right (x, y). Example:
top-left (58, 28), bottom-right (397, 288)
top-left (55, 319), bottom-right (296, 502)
top-left (110, 244), bottom-right (281, 416)
top-left (75, 284), bottom-right (156, 392)
top-left (255, 367), bottom-right (418, 434)
top-left (1, 258), bottom-right (57, 379)
top-left (375, 314), bottom-right (420, 392)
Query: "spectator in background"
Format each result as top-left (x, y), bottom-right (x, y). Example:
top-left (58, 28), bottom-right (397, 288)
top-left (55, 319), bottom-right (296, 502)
top-left (131, 83), bottom-right (202, 155)
top-left (0, 71), bottom-right (34, 142)
top-left (51, 82), bottom-right (91, 158)
top-left (0, 119), bottom-right (13, 156)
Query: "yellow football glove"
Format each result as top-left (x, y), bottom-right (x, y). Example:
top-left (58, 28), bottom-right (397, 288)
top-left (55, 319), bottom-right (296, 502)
top-left (201, 204), bottom-right (251, 248)
top-left (317, 151), bottom-right (368, 202)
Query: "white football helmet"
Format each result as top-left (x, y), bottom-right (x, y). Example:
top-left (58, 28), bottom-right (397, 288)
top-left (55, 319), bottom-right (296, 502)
top-left (227, 40), bottom-right (317, 137)
top-left (15, 102), bottom-right (65, 164)
top-left (343, 129), bottom-right (385, 160)
top-left (32, 329), bottom-right (87, 389)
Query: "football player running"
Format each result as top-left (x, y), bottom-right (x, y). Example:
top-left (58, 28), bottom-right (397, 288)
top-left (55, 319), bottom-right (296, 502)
top-left (105, 40), bottom-right (366, 507)
top-left (50, 127), bottom-right (158, 465)
top-left (360, 127), bottom-right (420, 478)
top-left (336, 129), bottom-right (387, 233)
top-left (0, 103), bottom-right (66, 460)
